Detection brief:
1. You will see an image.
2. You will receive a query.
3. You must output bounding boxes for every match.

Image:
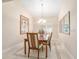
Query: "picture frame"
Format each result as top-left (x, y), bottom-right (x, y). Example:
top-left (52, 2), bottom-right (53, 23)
top-left (20, 15), bottom-right (29, 34)
top-left (59, 11), bottom-right (70, 35)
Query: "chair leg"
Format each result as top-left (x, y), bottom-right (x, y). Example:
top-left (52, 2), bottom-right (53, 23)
top-left (49, 42), bottom-right (51, 51)
top-left (28, 48), bottom-right (30, 58)
top-left (46, 45), bottom-right (47, 58)
top-left (24, 40), bottom-right (26, 54)
top-left (38, 50), bottom-right (39, 59)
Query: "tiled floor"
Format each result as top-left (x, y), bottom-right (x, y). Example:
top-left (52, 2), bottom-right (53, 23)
top-left (2, 40), bottom-right (73, 59)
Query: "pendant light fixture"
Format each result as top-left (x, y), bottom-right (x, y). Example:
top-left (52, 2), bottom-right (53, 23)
top-left (38, 0), bottom-right (46, 24)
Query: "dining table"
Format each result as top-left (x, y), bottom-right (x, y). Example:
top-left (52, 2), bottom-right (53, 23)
top-left (38, 34), bottom-right (49, 43)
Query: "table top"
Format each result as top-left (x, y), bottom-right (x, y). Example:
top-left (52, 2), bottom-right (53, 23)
top-left (38, 34), bottom-right (49, 41)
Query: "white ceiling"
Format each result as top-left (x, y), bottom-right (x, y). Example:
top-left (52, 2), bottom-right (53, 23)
top-left (20, 0), bottom-right (61, 17)
top-left (3, 0), bottom-right (62, 17)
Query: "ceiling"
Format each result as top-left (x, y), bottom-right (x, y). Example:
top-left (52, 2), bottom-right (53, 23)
top-left (2, 0), bottom-right (13, 2)
top-left (3, 0), bottom-right (62, 17)
top-left (20, 0), bottom-right (61, 17)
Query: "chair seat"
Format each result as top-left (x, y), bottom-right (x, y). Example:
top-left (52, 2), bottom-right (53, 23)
top-left (30, 44), bottom-right (43, 49)
top-left (39, 44), bottom-right (43, 49)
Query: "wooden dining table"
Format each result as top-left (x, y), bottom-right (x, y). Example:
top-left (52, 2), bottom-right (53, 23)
top-left (38, 34), bottom-right (49, 42)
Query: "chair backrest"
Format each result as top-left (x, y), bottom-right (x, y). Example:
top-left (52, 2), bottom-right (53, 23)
top-left (48, 32), bottom-right (52, 41)
top-left (50, 32), bottom-right (52, 39)
top-left (27, 33), bottom-right (39, 48)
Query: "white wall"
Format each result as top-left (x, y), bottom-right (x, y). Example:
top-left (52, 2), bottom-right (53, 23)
top-left (58, 0), bottom-right (77, 58)
top-left (2, 1), bottom-right (33, 51)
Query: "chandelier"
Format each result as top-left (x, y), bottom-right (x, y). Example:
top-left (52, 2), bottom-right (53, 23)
top-left (38, 0), bottom-right (46, 24)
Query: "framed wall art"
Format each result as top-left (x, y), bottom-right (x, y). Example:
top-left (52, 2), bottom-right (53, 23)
top-left (20, 15), bottom-right (29, 34)
top-left (59, 11), bottom-right (70, 35)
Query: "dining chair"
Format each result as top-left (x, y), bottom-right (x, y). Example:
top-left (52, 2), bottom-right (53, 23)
top-left (27, 33), bottom-right (43, 59)
top-left (48, 32), bottom-right (52, 50)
